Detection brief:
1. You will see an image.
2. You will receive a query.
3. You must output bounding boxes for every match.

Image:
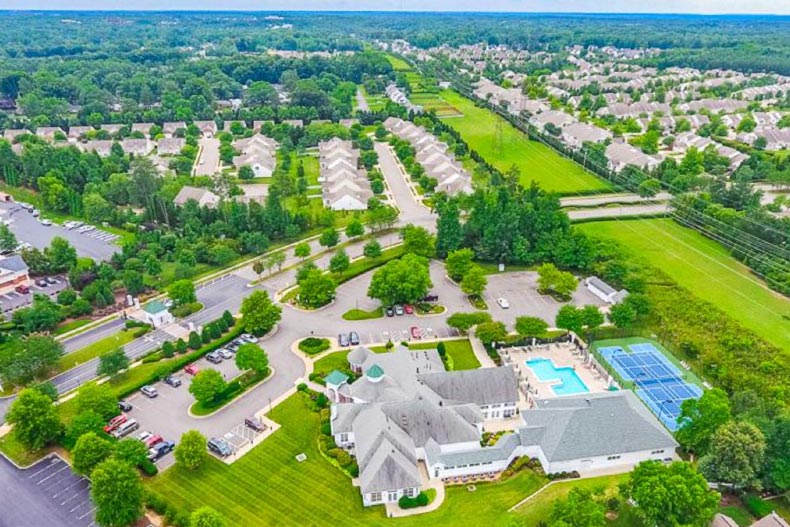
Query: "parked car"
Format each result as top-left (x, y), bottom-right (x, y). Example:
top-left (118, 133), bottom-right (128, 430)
top-left (147, 441), bottom-right (175, 462)
top-left (39, 219), bottom-right (52, 226)
top-left (14, 284), bottom-right (29, 294)
top-left (31, 209), bottom-right (40, 217)
top-left (338, 333), bottom-right (349, 347)
top-left (218, 348), bottom-right (234, 360)
top-left (184, 364), bottom-right (200, 376)
top-left (349, 331), bottom-right (360, 346)
top-left (496, 297), bottom-right (510, 309)
top-left (385, 306), bottom-right (395, 317)
top-left (140, 385), bottom-right (158, 398)
top-left (207, 437), bottom-right (234, 457)
top-left (135, 431), bottom-right (153, 443)
top-left (103, 414), bottom-right (128, 433)
top-left (163, 375), bottom-right (182, 387)
top-left (410, 326), bottom-right (422, 340)
top-left (34, 279), bottom-right (48, 287)
top-left (241, 333), bottom-right (258, 343)
top-left (45, 276), bottom-right (57, 285)
top-left (112, 419), bottom-right (139, 439)
top-left (404, 304), bottom-right (415, 314)
top-left (206, 351), bottom-right (223, 364)
top-left (422, 294), bottom-right (439, 302)
top-left (244, 417), bottom-right (266, 432)
top-left (394, 305), bottom-right (404, 316)
top-left (226, 342), bottom-right (240, 352)
top-left (118, 400), bottom-right (133, 412)
top-left (145, 434), bottom-right (163, 449)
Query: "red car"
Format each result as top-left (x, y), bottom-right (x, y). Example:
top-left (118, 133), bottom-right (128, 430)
top-left (14, 284), bottom-right (29, 294)
top-left (410, 326), bottom-right (422, 340)
top-left (145, 434), bottom-right (163, 448)
top-left (103, 414), bottom-right (128, 433)
top-left (184, 364), bottom-right (200, 376)
top-left (404, 304), bottom-right (415, 315)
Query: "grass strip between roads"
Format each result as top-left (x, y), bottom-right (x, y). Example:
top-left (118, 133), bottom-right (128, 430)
top-left (54, 328), bottom-right (137, 373)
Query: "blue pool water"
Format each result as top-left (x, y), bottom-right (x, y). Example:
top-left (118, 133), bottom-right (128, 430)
top-left (526, 358), bottom-right (590, 396)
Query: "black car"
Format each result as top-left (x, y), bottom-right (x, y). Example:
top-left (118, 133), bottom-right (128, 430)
top-left (338, 333), bottom-right (350, 347)
top-left (164, 375), bottom-right (182, 387)
top-left (385, 306), bottom-right (395, 317)
top-left (422, 294), bottom-right (439, 302)
top-left (35, 279), bottom-right (48, 287)
top-left (349, 331), bottom-right (360, 346)
top-left (118, 400), bottom-right (133, 412)
top-left (207, 437), bottom-right (233, 457)
top-left (147, 440), bottom-right (175, 462)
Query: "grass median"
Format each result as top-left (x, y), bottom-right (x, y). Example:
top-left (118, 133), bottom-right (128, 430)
top-left (54, 328), bottom-right (137, 373)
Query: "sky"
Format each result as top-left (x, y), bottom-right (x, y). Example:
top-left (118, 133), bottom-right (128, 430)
top-left (4, 0), bottom-right (790, 15)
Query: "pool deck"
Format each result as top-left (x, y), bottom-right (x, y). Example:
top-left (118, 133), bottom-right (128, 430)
top-left (500, 342), bottom-right (612, 404)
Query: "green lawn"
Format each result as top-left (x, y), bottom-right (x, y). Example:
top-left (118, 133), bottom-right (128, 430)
top-left (410, 339), bottom-right (481, 370)
top-left (149, 393), bottom-right (547, 527)
top-left (579, 218), bottom-right (790, 351)
top-left (386, 54), bottom-right (413, 71)
top-left (54, 329), bottom-right (137, 373)
top-left (437, 90), bottom-right (612, 195)
top-left (53, 319), bottom-right (92, 336)
top-left (342, 307), bottom-right (384, 320)
top-left (0, 433), bottom-right (48, 467)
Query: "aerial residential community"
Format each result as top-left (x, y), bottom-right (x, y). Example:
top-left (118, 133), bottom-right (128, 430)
top-left (1, 5), bottom-right (790, 527)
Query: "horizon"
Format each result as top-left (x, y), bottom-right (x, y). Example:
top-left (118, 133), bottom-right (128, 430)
top-left (3, 0), bottom-right (790, 16)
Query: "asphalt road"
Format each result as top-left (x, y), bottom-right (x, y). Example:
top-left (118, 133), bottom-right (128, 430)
top-left (194, 138), bottom-right (220, 176)
top-left (0, 202), bottom-right (118, 261)
top-left (355, 88), bottom-right (369, 112)
top-left (375, 142), bottom-right (436, 232)
top-left (0, 455), bottom-right (94, 527)
top-left (567, 203), bottom-right (670, 220)
top-left (559, 192), bottom-right (671, 207)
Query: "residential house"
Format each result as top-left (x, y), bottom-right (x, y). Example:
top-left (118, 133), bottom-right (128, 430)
top-left (131, 123), bottom-right (155, 137)
top-left (83, 140), bottom-right (114, 157)
top-left (319, 137), bottom-right (372, 211)
top-left (561, 123), bottom-right (612, 150)
top-left (68, 126), bottom-right (93, 141)
top-left (173, 186), bottom-right (220, 209)
top-left (232, 134), bottom-right (278, 178)
top-left (157, 138), bottom-right (185, 156)
top-left (162, 122), bottom-right (187, 138)
top-left (35, 127), bottom-right (64, 141)
top-left (283, 119), bottom-right (304, 128)
top-left (224, 120), bottom-right (247, 132)
top-left (584, 276), bottom-right (628, 304)
top-left (528, 110), bottom-right (577, 133)
top-left (3, 129), bottom-right (29, 141)
top-left (100, 123), bottom-right (124, 136)
top-left (605, 142), bottom-right (662, 173)
top-left (120, 139), bottom-right (153, 156)
top-left (193, 120), bottom-right (218, 138)
top-left (712, 512), bottom-right (789, 527)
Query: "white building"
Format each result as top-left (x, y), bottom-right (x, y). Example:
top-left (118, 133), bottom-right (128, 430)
top-left (585, 276), bottom-right (629, 304)
top-left (141, 300), bottom-right (174, 328)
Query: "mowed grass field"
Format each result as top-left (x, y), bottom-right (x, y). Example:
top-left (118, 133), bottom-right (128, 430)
top-left (438, 90), bottom-right (611, 195)
top-left (579, 218), bottom-right (790, 350)
top-left (150, 393), bottom-right (549, 527)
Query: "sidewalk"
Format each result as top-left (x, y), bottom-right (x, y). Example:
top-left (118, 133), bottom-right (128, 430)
top-left (469, 335), bottom-right (497, 368)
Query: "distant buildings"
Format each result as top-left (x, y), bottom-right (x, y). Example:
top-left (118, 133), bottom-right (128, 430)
top-left (173, 186), bottom-right (220, 209)
top-left (319, 137), bottom-right (372, 211)
top-left (233, 134), bottom-right (278, 178)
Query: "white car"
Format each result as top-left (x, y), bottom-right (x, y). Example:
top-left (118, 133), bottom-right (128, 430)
top-left (241, 333), bottom-right (258, 343)
top-left (39, 219), bottom-right (52, 226)
top-left (497, 298), bottom-right (510, 309)
top-left (135, 431), bottom-right (153, 443)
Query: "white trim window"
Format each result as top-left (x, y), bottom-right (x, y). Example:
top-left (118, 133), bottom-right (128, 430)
top-left (370, 492), bottom-right (382, 503)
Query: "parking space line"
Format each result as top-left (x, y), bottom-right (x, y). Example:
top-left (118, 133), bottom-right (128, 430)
top-left (52, 477), bottom-right (86, 498)
top-left (78, 506), bottom-right (97, 520)
top-left (35, 464), bottom-right (68, 485)
top-left (28, 459), bottom-right (59, 479)
top-left (69, 498), bottom-right (92, 513)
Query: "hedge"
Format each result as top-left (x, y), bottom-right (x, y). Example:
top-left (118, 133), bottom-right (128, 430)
top-left (298, 337), bottom-right (331, 355)
top-left (398, 492), bottom-right (429, 509)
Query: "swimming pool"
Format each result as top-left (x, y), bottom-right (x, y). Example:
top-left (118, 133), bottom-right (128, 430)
top-left (526, 358), bottom-right (590, 396)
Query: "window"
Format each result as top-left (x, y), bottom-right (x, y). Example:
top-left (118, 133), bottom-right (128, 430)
top-left (651, 449), bottom-right (664, 455)
top-left (388, 491), bottom-right (398, 502)
top-left (405, 488), bottom-right (415, 497)
top-left (606, 455), bottom-right (621, 461)
top-left (339, 433), bottom-right (348, 443)
top-left (370, 492), bottom-right (382, 503)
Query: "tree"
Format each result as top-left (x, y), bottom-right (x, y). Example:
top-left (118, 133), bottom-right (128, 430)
top-left (235, 344), bottom-right (269, 374)
top-left (168, 279), bottom-right (196, 307)
top-left (555, 305), bottom-right (584, 335)
top-left (97, 347), bottom-right (130, 378)
top-left (0, 333), bottom-right (64, 386)
top-left (536, 263), bottom-right (577, 300)
top-left (12, 294), bottom-right (63, 334)
top-left (460, 265), bottom-right (487, 297)
top-left (329, 249), bottom-right (350, 274)
top-left (549, 487), bottom-right (606, 527)
top-left (638, 178), bottom-right (662, 198)
top-left (363, 239), bottom-right (382, 259)
top-left (239, 290), bottom-right (281, 336)
top-left (624, 461), bottom-right (719, 527)
top-left (91, 458), bottom-right (144, 527)
top-left (579, 305), bottom-right (604, 332)
top-left (368, 254), bottom-right (432, 305)
top-left (66, 410), bottom-right (106, 444)
top-left (446, 312), bottom-right (492, 333)
top-left (294, 242), bottom-right (311, 260)
top-left (676, 388), bottom-right (731, 455)
top-left (6, 388), bottom-right (62, 449)
top-left (446, 248), bottom-right (475, 282)
top-left (188, 331), bottom-right (202, 350)
top-left (76, 382), bottom-right (119, 420)
top-left (515, 316), bottom-right (548, 338)
top-left (238, 165), bottom-right (254, 180)
top-left (112, 438), bottom-right (149, 468)
top-left (475, 321), bottom-right (508, 344)
top-left (345, 219), bottom-right (364, 238)
top-left (436, 199), bottom-right (463, 257)
top-left (608, 302), bottom-right (636, 329)
top-left (366, 205), bottom-right (398, 232)
top-left (298, 268), bottom-right (337, 308)
top-left (175, 430), bottom-right (207, 470)
top-left (765, 416), bottom-right (790, 492)
top-left (191, 507), bottom-right (227, 527)
top-left (189, 369), bottom-right (227, 404)
top-left (252, 260), bottom-right (265, 279)
top-left (0, 222), bottom-right (17, 253)
top-left (400, 224), bottom-right (435, 258)
top-left (46, 237), bottom-right (77, 273)
top-left (319, 228), bottom-right (339, 248)
top-left (700, 421), bottom-right (765, 489)
top-left (122, 270), bottom-right (145, 296)
top-left (72, 432), bottom-right (113, 476)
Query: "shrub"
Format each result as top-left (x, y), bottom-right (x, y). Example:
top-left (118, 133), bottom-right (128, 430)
top-left (336, 449), bottom-right (352, 467)
top-left (217, 318), bottom-right (229, 333)
top-left (744, 494), bottom-right (773, 518)
top-left (175, 338), bottom-right (187, 354)
top-left (416, 492), bottom-right (429, 506)
top-left (124, 319), bottom-right (148, 329)
top-left (140, 459), bottom-right (158, 476)
top-left (144, 490), bottom-right (169, 515)
top-left (321, 422), bottom-right (332, 436)
top-left (222, 310), bottom-right (235, 327)
top-left (298, 337), bottom-right (331, 355)
top-left (141, 352), bottom-right (163, 364)
top-left (188, 331), bottom-right (202, 350)
top-left (316, 393), bottom-right (329, 408)
top-left (162, 341), bottom-right (175, 358)
top-left (132, 326), bottom-right (149, 338)
top-left (297, 383), bottom-right (308, 392)
top-left (398, 493), bottom-right (429, 509)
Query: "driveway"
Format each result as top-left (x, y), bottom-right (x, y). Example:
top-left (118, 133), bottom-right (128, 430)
top-left (375, 142), bottom-right (436, 231)
top-left (0, 202), bottom-right (118, 261)
top-left (0, 454), bottom-right (94, 527)
top-left (194, 138), bottom-right (220, 176)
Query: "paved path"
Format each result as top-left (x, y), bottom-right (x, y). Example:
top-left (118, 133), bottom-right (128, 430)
top-left (193, 138), bottom-right (220, 176)
top-left (375, 141), bottom-right (436, 231)
top-left (567, 203), bottom-right (669, 221)
top-left (355, 88), bottom-right (369, 112)
top-left (560, 192), bottom-right (671, 208)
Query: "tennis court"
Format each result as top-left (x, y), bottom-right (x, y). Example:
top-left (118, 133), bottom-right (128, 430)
top-left (598, 343), bottom-right (703, 431)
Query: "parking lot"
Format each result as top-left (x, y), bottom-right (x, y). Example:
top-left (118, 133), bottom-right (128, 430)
top-left (1, 276), bottom-right (69, 320)
top-left (0, 201), bottom-right (119, 261)
top-left (484, 271), bottom-right (606, 327)
top-left (0, 454), bottom-right (95, 527)
top-left (114, 337), bottom-right (268, 469)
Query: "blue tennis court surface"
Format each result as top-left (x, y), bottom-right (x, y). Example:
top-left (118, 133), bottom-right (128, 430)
top-left (598, 343), bottom-right (702, 431)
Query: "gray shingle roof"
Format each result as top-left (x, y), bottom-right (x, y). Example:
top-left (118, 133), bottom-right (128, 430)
top-left (417, 365), bottom-right (520, 406)
top-left (0, 254), bottom-right (28, 273)
top-left (520, 391), bottom-right (678, 462)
